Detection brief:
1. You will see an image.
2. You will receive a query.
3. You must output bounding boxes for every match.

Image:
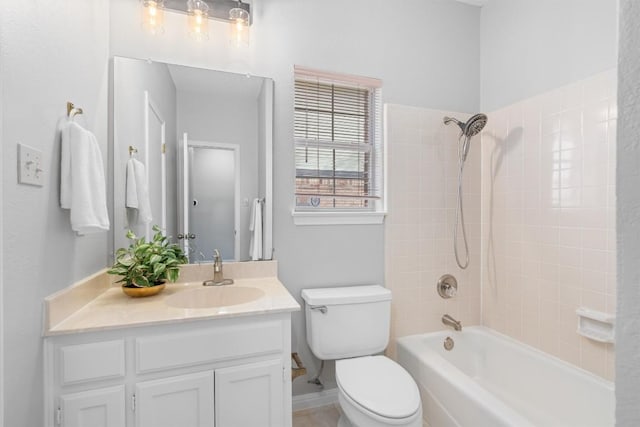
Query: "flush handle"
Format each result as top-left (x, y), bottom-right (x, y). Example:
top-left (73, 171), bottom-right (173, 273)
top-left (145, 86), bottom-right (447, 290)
top-left (309, 305), bottom-right (328, 314)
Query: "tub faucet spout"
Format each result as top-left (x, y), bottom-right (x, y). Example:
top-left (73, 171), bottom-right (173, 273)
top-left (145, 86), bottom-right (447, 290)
top-left (442, 314), bottom-right (462, 331)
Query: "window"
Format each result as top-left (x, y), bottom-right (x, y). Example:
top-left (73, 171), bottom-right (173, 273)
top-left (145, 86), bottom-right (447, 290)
top-left (293, 66), bottom-right (384, 224)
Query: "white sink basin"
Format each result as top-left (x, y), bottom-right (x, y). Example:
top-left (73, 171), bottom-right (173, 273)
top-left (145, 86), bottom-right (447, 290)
top-left (165, 286), bottom-right (266, 309)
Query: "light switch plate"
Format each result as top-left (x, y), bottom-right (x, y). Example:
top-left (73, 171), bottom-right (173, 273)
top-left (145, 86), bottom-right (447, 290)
top-left (18, 143), bottom-right (44, 186)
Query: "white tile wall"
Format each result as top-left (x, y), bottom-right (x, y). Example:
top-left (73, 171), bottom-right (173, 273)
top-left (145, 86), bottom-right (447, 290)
top-left (384, 70), bottom-right (616, 381)
top-left (480, 69), bottom-right (617, 381)
top-left (385, 105), bottom-right (482, 359)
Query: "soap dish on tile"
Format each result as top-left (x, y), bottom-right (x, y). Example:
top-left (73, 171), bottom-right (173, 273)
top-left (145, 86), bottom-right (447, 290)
top-left (576, 307), bottom-right (615, 343)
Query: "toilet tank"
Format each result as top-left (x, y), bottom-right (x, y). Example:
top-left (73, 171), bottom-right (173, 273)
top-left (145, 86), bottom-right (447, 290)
top-left (301, 285), bottom-right (392, 360)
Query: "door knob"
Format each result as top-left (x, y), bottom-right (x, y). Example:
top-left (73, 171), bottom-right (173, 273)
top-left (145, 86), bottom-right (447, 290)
top-left (177, 233), bottom-right (196, 240)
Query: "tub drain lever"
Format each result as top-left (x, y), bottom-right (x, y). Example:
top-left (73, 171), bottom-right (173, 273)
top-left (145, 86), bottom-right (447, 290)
top-left (444, 336), bottom-right (455, 351)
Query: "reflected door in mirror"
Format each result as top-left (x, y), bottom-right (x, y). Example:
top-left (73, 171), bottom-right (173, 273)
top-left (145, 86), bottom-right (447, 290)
top-left (181, 136), bottom-right (240, 262)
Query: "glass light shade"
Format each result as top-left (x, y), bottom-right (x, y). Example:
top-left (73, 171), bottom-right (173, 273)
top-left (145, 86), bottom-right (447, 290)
top-left (142, 0), bottom-right (165, 35)
top-left (229, 7), bottom-right (250, 47)
top-left (187, 0), bottom-right (210, 41)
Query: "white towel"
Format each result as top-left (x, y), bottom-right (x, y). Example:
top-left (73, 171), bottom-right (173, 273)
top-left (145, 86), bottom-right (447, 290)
top-left (60, 121), bottom-right (110, 234)
top-left (60, 121), bottom-right (72, 209)
top-left (126, 158), bottom-right (152, 225)
top-left (249, 198), bottom-right (263, 261)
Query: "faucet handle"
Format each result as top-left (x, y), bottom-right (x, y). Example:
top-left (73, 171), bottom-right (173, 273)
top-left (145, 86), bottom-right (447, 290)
top-left (437, 274), bottom-right (458, 299)
top-left (213, 249), bottom-right (221, 261)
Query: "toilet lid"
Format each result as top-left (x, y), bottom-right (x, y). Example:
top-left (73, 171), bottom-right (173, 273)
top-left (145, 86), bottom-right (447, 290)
top-left (336, 356), bottom-right (420, 420)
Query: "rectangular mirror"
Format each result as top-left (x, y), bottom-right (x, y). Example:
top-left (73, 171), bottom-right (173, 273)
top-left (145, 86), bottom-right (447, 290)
top-left (111, 56), bottom-right (273, 262)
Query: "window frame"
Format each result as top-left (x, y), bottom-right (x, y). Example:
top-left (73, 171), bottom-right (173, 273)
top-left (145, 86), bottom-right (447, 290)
top-left (291, 66), bottom-right (386, 225)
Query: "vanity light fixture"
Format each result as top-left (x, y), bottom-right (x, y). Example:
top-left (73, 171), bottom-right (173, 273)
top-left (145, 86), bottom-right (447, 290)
top-left (142, 0), bottom-right (165, 35)
top-left (187, 0), bottom-right (210, 40)
top-left (141, 0), bottom-right (252, 47)
top-left (229, 1), bottom-right (250, 47)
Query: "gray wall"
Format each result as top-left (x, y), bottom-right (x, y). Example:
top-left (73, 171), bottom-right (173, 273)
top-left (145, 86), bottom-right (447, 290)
top-left (0, 1), bottom-right (110, 425)
top-left (176, 89), bottom-right (259, 261)
top-left (109, 0), bottom-right (481, 394)
top-left (113, 58), bottom-right (178, 251)
top-left (480, 0), bottom-right (618, 111)
top-left (0, 2), bottom-right (4, 419)
top-left (0, 1), bottom-right (628, 423)
top-left (1, 1), bottom-right (625, 423)
top-left (616, 1), bottom-right (640, 424)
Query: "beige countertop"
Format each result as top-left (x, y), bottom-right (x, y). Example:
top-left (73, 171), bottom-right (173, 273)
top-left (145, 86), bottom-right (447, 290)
top-left (45, 277), bottom-right (300, 336)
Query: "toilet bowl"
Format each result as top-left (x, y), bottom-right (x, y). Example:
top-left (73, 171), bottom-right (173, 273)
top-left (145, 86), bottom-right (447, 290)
top-left (301, 285), bottom-right (423, 427)
top-left (336, 355), bottom-right (422, 427)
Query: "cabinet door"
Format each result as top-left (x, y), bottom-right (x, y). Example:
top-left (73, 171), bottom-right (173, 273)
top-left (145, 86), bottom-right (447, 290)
top-left (215, 359), bottom-right (284, 427)
top-left (136, 371), bottom-right (214, 427)
top-left (60, 385), bottom-right (125, 427)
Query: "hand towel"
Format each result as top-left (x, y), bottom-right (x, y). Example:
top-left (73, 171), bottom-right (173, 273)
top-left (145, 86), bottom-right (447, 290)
top-left (60, 122), bottom-right (72, 208)
top-left (60, 121), bottom-right (110, 234)
top-left (126, 157), bottom-right (153, 225)
top-left (249, 198), bottom-right (263, 261)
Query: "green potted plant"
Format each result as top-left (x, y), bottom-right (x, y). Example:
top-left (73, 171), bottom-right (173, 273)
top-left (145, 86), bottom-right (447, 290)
top-left (108, 225), bottom-right (188, 297)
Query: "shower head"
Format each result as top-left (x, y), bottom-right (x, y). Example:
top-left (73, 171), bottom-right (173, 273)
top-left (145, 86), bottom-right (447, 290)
top-left (464, 113), bottom-right (488, 136)
top-left (444, 113), bottom-right (488, 163)
top-left (443, 113), bottom-right (488, 137)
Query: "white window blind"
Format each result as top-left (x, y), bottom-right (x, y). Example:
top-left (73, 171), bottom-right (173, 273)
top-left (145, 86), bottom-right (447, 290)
top-left (294, 66), bottom-right (383, 210)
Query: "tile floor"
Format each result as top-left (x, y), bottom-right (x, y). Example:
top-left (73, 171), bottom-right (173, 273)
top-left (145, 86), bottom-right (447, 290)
top-left (292, 404), bottom-right (429, 427)
top-left (292, 404), bottom-right (342, 427)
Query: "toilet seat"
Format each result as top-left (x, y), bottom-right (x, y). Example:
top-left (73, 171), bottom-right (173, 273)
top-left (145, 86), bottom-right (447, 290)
top-left (336, 355), bottom-right (421, 420)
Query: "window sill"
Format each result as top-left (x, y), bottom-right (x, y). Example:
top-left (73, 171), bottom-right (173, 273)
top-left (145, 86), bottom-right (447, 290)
top-left (292, 211), bottom-right (386, 226)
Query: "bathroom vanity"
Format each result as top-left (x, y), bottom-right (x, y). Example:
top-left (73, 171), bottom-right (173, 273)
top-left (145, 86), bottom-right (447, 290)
top-left (42, 265), bottom-right (299, 427)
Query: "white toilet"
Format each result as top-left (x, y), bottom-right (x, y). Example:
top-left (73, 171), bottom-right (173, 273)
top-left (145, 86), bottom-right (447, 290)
top-left (301, 285), bottom-right (423, 427)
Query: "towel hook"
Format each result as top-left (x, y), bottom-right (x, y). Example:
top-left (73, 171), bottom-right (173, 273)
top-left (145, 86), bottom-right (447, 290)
top-left (67, 102), bottom-right (83, 118)
top-left (129, 145), bottom-right (138, 157)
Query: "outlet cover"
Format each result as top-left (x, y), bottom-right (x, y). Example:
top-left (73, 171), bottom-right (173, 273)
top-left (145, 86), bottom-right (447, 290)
top-left (18, 143), bottom-right (44, 187)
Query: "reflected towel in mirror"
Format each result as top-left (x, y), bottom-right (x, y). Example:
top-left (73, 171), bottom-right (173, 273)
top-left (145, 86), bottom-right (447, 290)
top-left (249, 198), bottom-right (263, 260)
top-left (126, 158), bottom-right (152, 225)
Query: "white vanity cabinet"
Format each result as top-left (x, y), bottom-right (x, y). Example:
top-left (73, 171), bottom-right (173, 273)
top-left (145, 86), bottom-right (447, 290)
top-left (58, 385), bottom-right (126, 427)
top-left (44, 313), bottom-right (292, 427)
top-left (135, 371), bottom-right (215, 427)
top-left (215, 359), bottom-right (284, 426)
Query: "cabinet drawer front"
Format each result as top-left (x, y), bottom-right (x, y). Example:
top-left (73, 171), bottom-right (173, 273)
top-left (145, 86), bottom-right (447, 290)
top-left (136, 321), bottom-right (283, 373)
top-left (59, 340), bottom-right (125, 385)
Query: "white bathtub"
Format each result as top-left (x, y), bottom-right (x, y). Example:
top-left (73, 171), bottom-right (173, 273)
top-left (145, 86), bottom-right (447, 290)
top-left (396, 327), bottom-right (614, 427)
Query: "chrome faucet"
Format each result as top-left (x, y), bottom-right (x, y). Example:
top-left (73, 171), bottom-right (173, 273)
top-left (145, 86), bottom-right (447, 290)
top-left (442, 314), bottom-right (462, 331)
top-left (202, 249), bottom-right (234, 286)
top-left (213, 249), bottom-right (224, 281)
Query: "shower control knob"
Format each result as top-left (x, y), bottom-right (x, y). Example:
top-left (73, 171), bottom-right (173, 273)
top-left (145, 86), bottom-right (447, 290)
top-left (437, 274), bottom-right (458, 299)
top-left (444, 285), bottom-right (457, 298)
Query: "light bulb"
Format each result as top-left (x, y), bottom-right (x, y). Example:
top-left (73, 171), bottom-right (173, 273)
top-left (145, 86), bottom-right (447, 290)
top-left (187, 0), bottom-right (209, 41)
top-left (229, 6), bottom-right (250, 47)
top-left (142, 0), bottom-right (165, 35)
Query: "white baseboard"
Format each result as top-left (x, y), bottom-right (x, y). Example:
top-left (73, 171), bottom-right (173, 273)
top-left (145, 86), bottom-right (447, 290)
top-left (292, 388), bottom-right (339, 412)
